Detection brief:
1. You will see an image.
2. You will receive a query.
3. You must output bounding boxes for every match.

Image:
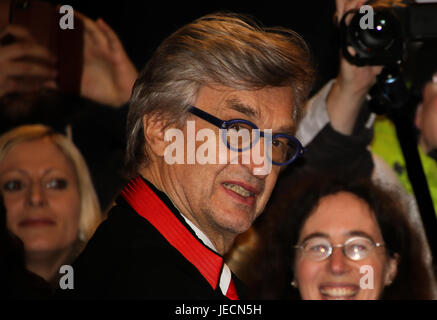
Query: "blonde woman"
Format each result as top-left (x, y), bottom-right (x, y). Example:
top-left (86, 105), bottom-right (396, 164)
top-left (0, 124), bottom-right (101, 288)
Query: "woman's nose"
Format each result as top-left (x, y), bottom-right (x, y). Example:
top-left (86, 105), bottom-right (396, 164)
top-left (27, 182), bottom-right (46, 207)
top-left (328, 247), bottom-right (350, 275)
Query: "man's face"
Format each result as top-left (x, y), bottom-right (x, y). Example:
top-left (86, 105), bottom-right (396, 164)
top-left (162, 84), bottom-right (296, 246)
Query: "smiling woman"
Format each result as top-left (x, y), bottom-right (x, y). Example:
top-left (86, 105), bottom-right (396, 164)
top-left (243, 176), bottom-right (437, 300)
top-left (293, 191), bottom-right (398, 300)
top-left (0, 125), bottom-right (101, 289)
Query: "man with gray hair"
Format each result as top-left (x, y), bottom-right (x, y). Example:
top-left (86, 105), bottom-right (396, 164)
top-left (64, 12), bottom-right (314, 299)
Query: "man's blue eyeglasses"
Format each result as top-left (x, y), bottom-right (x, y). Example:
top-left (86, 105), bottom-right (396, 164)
top-left (188, 106), bottom-right (305, 166)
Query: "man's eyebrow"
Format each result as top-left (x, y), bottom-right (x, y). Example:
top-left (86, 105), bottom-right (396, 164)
top-left (276, 124), bottom-right (296, 136)
top-left (225, 97), bottom-right (260, 120)
top-left (225, 97), bottom-right (296, 134)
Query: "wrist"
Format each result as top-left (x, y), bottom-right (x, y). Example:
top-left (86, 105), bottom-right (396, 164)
top-left (335, 77), bottom-right (370, 101)
top-left (326, 81), bottom-right (366, 135)
top-left (329, 81), bottom-right (367, 109)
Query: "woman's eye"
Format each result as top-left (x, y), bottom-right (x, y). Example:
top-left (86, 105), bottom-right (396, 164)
top-left (46, 179), bottom-right (68, 190)
top-left (350, 244), bottom-right (368, 253)
top-left (3, 180), bottom-right (24, 191)
top-left (309, 245), bottom-right (328, 253)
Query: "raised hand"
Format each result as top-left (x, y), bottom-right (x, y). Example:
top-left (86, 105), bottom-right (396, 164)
top-left (326, 0), bottom-right (383, 135)
top-left (78, 13), bottom-right (138, 107)
top-left (0, 24), bottom-right (57, 99)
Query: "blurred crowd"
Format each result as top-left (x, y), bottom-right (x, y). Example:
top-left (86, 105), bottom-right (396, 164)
top-left (1, 0), bottom-right (436, 300)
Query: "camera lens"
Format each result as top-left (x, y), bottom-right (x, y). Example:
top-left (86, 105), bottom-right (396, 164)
top-left (359, 12), bottom-right (397, 49)
top-left (341, 7), bottom-right (403, 66)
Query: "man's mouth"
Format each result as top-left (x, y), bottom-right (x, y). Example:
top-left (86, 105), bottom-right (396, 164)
top-left (319, 285), bottom-right (359, 300)
top-left (222, 182), bottom-right (254, 198)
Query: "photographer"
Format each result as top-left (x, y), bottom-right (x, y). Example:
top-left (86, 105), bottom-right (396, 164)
top-left (297, 0), bottom-right (437, 214)
top-left (292, 0), bottom-right (437, 297)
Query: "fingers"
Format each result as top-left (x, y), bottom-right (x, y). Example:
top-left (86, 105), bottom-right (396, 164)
top-left (336, 0), bottom-right (367, 23)
top-left (0, 61), bottom-right (57, 97)
top-left (0, 24), bottom-right (34, 42)
top-left (371, 65), bottom-right (383, 76)
top-left (0, 75), bottom-right (54, 97)
top-left (0, 41), bottom-right (56, 64)
top-left (82, 14), bottom-right (109, 50)
top-left (96, 18), bottom-right (138, 76)
top-left (0, 32), bottom-right (58, 97)
top-left (83, 16), bottom-right (128, 57)
top-left (5, 60), bottom-right (57, 78)
top-left (96, 18), bottom-right (123, 52)
top-left (42, 80), bottom-right (58, 89)
top-left (0, 24), bottom-right (57, 65)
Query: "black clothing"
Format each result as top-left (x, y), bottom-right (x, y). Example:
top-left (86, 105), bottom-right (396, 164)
top-left (57, 179), bottom-right (246, 299)
top-left (1, 198), bottom-right (52, 299)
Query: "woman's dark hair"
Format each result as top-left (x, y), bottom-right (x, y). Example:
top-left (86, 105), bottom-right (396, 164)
top-left (247, 175), bottom-right (436, 299)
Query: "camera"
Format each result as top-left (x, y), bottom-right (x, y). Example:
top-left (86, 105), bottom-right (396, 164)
top-left (340, 2), bottom-right (437, 67)
top-left (339, 1), bottom-right (437, 114)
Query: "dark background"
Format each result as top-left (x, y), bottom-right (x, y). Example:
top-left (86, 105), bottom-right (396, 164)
top-left (62, 0), bottom-right (340, 92)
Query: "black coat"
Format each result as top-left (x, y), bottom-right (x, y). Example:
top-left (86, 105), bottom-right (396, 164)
top-left (57, 181), bottom-right (246, 300)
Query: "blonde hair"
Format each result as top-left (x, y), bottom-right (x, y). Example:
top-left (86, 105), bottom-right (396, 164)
top-left (0, 124), bottom-right (101, 241)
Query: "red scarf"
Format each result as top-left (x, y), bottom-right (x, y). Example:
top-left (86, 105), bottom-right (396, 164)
top-left (121, 176), bottom-right (239, 300)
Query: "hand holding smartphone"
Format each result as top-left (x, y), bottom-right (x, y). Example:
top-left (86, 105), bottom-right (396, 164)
top-left (0, 0), bottom-right (83, 96)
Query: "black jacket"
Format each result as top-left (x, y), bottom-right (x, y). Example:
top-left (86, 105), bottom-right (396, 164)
top-left (57, 180), bottom-right (246, 300)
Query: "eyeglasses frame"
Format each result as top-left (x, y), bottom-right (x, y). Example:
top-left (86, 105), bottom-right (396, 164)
top-left (187, 106), bottom-right (305, 166)
top-left (293, 236), bottom-right (386, 262)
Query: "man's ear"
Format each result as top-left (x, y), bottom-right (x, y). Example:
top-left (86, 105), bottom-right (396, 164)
top-left (142, 114), bottom-right (169, 157)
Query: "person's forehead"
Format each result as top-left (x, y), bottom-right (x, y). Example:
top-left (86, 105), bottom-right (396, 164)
top-left (0, 138), bottom-right (73, 174)
top-left (195, 84), bottom-right (296, 132)
top-left (299, 192), bottom-right (383, 241)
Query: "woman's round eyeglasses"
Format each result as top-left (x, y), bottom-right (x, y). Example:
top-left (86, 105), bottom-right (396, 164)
top-left (294, 236), bottom-right (385, 262)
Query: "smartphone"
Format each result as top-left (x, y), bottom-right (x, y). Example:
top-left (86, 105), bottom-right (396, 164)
top-left (4, 0), bottom-right (84, 95)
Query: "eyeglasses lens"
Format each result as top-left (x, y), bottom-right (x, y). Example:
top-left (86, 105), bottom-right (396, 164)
top-left (301, 237), bottom-right (374, 261)
top-left (224, 121), bottom-right (299, 164)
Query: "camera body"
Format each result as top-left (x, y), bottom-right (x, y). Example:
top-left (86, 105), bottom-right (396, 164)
top-left (340, 3), bottom-right (437, 67)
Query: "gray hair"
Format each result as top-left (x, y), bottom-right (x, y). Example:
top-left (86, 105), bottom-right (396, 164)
top-left (125, 12), bottom-right (315, 177)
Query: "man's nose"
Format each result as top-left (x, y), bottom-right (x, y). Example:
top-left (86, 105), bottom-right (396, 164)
top-left (239, 138), bottom-right (272, 178)
top-left (328, 247), bottom-right (350, 275)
